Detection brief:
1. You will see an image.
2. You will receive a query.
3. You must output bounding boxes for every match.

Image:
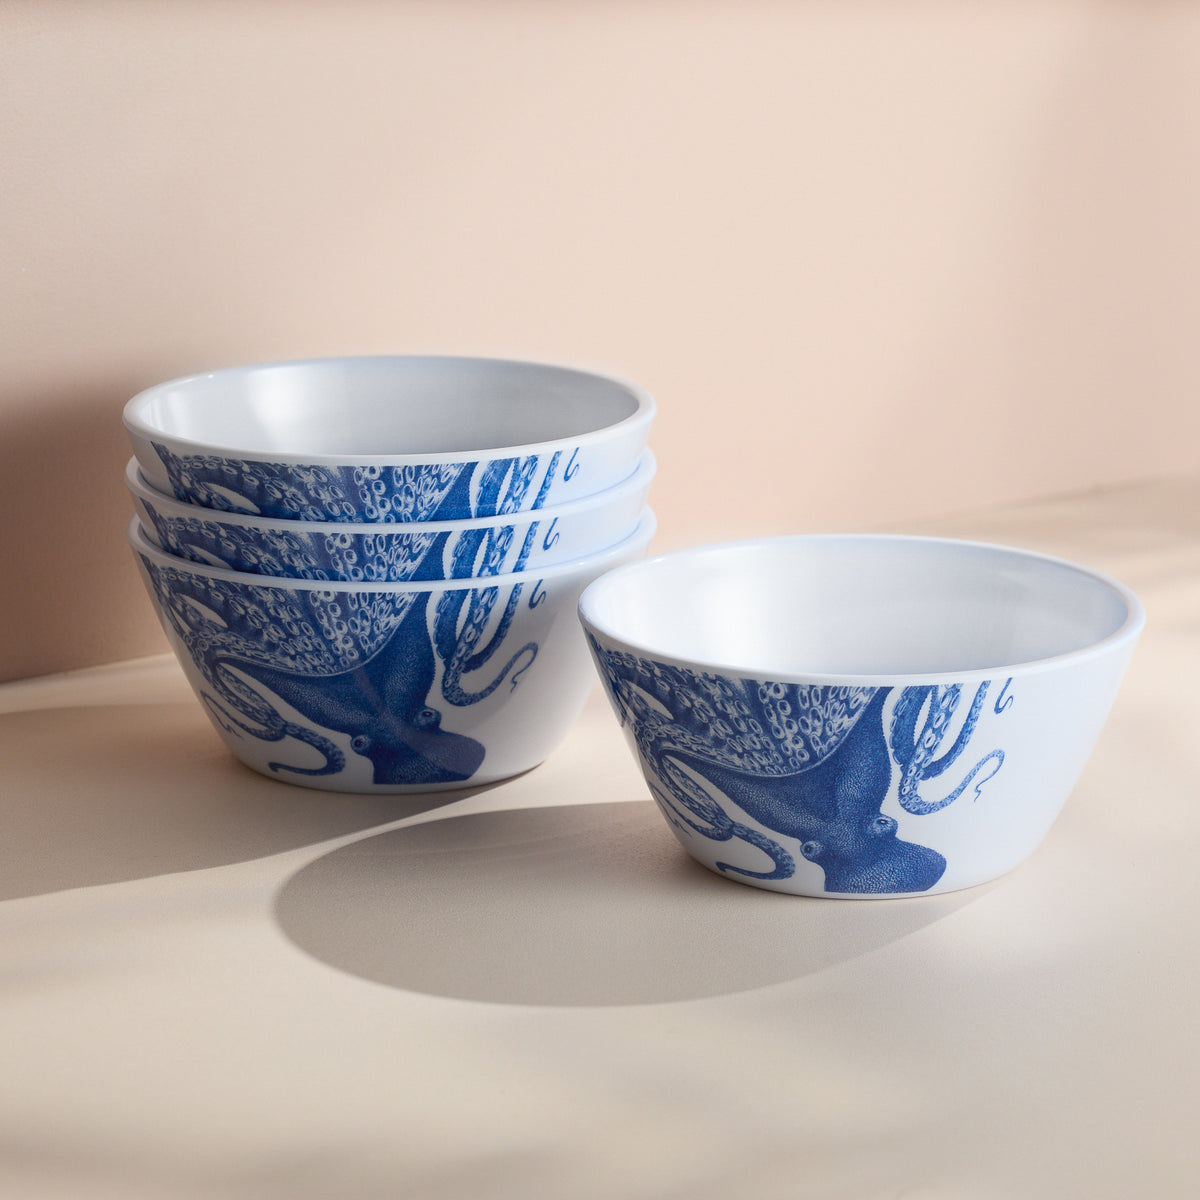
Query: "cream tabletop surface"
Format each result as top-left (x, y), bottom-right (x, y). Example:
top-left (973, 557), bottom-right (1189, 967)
top-left (2, 475), bottom-right (1198, 1200)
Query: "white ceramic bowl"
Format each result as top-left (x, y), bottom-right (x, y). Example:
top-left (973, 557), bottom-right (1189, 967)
top-left (579, 534), bottom-right (1144, 898)
top-left (124, 356), bottom-right (654, 522)
top-left (126, 449), bottom-right (655, 582)
top-left (130, 508), bottom-right (656, 793)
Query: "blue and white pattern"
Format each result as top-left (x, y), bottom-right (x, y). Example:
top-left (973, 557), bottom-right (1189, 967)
top-left (138, 509), bottom-right (446, 581)
top-left (137, 505), bottom-right (549, 584)
top-left (152, 442), bottom-right (568, 523)
top-left (139, 514), bottom-right (548, 787)
top-left (587, 643), bottom-right (1010, 894)
top-left (142, 440), bottom-right (572, 580)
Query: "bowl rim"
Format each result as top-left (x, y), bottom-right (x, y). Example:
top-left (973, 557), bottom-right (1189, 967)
top-left (577, 532), bottom-right (1147, 684)
top-left (122, 355), bottom-right (655, 466)
top-left (129, 508), bottom-right (656, 594)
top-left (125, 448), bottom-right (656, 534)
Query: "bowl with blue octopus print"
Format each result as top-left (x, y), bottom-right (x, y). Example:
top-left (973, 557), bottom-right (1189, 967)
top-left (578, 534), bottom-right (1145, 898)
top-left (126, 449), bottom-right (655, 583)
top-left (129, 508), bottom-right (656, 793)
top-left (124, 356), bottom-right (654, 524)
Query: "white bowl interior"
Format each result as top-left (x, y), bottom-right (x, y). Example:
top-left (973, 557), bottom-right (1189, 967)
top-left (127, 357), bottom-right (647, 457)
top-left (582, 536), bottom-right (1140, 677)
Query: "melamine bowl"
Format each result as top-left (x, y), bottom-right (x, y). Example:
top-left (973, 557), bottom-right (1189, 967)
top-left (130, 508), bottom-right (656, 793)
top-left (126, 449), bottom-right (655, 582)
top-left (124, 356), bottom-right (654, 522)
top-left (578, 534), bottom-right (1144, 897)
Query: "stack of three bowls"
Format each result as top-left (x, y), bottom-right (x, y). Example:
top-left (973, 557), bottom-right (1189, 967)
top-left (124, 356), bottom-right (656, 793)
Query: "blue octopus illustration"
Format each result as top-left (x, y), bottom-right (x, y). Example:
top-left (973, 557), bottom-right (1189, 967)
top-left (138, 504), bottom-right (446, 582)
top-left (589, 643), bottom-right (1009, 894)
top-left (152, 441), bottom-right (559, 523)
top-left (141, 451), bottom-right (562, 786)
top-left (144, 450), bottom-right (559, 581)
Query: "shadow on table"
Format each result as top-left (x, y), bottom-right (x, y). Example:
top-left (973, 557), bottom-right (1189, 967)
top-left (274, 800), bottom-right (987, 1006)
top-left (0, 702), bottom-right (480, 901)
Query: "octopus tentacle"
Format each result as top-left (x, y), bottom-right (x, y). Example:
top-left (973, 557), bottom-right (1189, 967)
top-left (891, 683), bottom-right (1001, 815)
top-left (592, 646), bottom-right (796, 878)
top-left (201, 662), bottom-right (345, 777)
top-left (433, 456), bottom-right (550, 706)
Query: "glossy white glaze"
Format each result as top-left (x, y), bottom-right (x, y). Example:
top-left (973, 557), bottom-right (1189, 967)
top-left (579, 534), bottom-right (1144, 897)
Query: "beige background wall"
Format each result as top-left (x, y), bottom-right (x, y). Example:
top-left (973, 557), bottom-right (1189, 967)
top-left (3, 1), bottom-right (1198, 683)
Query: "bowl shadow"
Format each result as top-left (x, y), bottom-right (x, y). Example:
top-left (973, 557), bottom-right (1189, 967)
top-left (0, 700), bottom-right (486, 901)
top-left (273, 799), bottom-right (985, 1007)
